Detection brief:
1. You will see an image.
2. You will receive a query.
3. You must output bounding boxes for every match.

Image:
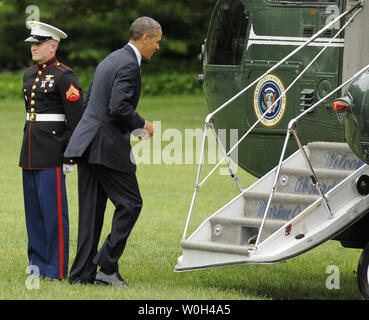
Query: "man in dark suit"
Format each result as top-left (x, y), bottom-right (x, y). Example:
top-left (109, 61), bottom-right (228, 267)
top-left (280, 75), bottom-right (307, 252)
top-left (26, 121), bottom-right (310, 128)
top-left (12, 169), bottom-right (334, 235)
top-left (65, 17), bottom-right (162, 287)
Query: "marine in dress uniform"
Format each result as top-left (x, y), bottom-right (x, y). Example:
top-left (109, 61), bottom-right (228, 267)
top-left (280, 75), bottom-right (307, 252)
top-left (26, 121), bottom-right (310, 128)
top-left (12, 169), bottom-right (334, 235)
top-left (64, 17), bottom-right (161, 286)
top-left (20, 21), bottom-right (84, 280)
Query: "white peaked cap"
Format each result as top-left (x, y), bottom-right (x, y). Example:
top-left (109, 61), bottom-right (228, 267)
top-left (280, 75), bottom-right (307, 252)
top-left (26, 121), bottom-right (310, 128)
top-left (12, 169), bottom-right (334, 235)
top-left (25, 21), bottom-right (67, 42)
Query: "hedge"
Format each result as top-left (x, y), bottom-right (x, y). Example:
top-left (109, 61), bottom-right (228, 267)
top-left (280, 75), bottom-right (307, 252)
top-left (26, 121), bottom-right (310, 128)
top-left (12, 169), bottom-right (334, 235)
top-left (0, 69), bottom-right (203, 101)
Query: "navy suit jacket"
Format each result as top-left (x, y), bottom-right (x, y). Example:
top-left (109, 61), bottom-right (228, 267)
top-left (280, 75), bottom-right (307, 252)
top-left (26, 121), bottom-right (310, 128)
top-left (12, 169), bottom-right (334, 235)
top-left (64, 44), bottom-right (145, 173)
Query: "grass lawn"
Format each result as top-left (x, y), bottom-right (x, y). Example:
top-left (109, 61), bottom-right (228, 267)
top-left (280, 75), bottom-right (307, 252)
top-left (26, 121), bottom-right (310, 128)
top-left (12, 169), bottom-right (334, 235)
top-left (0, 95), bottom-right (364, 300)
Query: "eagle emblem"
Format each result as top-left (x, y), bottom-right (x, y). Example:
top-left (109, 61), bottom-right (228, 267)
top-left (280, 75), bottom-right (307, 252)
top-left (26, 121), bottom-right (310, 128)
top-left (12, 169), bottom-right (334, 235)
top-left (262, 89), bottom-right (277, 114)
top-left (253, 74), bottom-right (287, 127)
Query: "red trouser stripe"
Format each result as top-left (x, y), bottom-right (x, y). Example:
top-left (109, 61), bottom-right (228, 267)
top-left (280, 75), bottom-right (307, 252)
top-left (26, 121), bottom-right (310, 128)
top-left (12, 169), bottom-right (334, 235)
top-left (56, 167), bottom-right (64, 279)
top-left (28, 123), bottom-right (32, 168)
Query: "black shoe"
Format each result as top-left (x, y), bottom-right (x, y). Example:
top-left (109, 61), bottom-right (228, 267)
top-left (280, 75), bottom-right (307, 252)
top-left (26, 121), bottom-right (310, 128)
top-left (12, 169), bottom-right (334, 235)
top-left (69, 278), bottom-right (95, 285)
top-left (94, 270), bottom-right (129, 288)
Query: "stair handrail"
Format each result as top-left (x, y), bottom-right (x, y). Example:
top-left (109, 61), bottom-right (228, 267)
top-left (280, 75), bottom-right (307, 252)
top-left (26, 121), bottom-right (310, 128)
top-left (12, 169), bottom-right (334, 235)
top-left (204, 1), bottom-right (362, 126)
top-left (254, 61), bottom-right (369, 248)
top-left (198, 6), bottom-right (362, 190)
top-left (182, 2), bottom-right (363, 241)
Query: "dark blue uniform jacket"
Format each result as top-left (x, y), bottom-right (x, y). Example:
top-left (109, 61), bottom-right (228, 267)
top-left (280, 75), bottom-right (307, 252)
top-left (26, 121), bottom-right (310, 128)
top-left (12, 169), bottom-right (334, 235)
top-left (20, 56), bottom-right (84, 169)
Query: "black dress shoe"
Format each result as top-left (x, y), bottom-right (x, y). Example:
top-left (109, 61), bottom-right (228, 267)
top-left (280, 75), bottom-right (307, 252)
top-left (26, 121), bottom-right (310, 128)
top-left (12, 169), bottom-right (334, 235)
top-left (69, 278), bottom-right (95, 285)
top-left (94, 270), bottom-right (129, 288)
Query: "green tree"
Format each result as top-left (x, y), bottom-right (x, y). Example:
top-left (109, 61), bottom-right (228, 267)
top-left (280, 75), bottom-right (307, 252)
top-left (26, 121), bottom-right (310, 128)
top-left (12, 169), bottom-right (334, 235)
top-left (0, 0), bottom-right (216, 72)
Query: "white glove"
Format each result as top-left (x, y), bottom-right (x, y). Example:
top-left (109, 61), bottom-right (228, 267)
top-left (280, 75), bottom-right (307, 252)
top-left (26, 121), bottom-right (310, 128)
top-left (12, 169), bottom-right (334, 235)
top-left (63, 164), bottom-right (75, 175)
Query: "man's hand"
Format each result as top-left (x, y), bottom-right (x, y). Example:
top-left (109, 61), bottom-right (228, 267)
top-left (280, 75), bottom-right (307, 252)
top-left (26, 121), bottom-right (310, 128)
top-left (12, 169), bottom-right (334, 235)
top-left (141, 121), bottom-right (154, 140)
top-left (63, 164), bottom-right (75, 175)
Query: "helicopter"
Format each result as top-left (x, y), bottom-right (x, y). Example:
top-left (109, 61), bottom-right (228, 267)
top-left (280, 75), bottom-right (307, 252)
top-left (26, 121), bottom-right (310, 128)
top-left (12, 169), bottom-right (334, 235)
top-left (175, 0), bottom-right (369, 299)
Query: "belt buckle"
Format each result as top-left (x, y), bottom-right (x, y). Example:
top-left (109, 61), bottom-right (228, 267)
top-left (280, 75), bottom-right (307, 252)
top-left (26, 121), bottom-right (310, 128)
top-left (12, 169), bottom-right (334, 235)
top-left (29, 112), bottom-right (37, 122)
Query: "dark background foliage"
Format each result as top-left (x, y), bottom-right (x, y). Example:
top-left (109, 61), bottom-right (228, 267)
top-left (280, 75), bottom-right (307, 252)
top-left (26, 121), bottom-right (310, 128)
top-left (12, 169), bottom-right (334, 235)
top-left (0, 0), bottom-right (216, 73)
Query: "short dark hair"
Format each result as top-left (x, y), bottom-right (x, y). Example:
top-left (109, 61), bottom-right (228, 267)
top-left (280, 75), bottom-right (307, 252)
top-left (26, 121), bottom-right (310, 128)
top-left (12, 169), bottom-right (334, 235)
top-left (129, 17), bottom-right (161, 40)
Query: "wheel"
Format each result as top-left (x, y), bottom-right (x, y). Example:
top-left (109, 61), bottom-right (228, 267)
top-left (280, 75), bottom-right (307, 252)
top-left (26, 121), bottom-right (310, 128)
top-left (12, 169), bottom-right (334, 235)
top-left (357, 243), bottom-right (369, 300)
top-left (356, 175), bottom-right (369, 196)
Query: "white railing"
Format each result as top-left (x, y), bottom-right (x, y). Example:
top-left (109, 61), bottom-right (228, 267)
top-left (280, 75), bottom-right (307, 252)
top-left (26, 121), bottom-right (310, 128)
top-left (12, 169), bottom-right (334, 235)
top-left (182, 2), bottom-right (365, 247)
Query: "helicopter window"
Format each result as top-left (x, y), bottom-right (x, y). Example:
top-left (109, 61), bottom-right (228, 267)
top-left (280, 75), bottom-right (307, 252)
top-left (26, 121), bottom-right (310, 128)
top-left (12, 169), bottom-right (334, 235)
top-left (207, 0), bottom-right (249, 66)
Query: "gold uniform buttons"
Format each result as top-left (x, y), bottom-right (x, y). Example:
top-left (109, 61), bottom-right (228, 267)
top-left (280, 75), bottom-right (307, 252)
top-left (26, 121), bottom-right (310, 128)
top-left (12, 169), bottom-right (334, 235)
top-left (52, 131), bottom-right (56, 135)
top-left (30, 108), bottom-right (35, 112)
top-left (31, 92), bottom-right (35, 97)
top-left (69, 160), bottom-right (74, 164)
top-left (35, 78), bottom-right (39, 82)
top-left (44, 89), bottom-right (48, 93)
top-left (31, 100), bottom-right (35, 105)
top-left (38, 71), bottom-right (42, 76)
top-left (32, 85), bottom-right (36, 90)
top-left (23, 89), bottom-right (26, 92)
top-left (42, 64), bottom-right (47, 68)
top-left (57, 63), bottom-right (60, 66)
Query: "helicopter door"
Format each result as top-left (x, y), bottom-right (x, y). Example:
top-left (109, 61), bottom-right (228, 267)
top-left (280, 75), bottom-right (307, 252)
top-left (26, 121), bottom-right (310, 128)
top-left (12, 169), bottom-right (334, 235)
top-left (202, 0), bottom-right (250, 171)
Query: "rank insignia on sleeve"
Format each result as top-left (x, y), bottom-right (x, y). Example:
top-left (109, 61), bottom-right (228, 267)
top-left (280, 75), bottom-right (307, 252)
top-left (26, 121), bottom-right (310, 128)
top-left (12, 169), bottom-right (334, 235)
top-left (65, 84), bottom-right (80, 101)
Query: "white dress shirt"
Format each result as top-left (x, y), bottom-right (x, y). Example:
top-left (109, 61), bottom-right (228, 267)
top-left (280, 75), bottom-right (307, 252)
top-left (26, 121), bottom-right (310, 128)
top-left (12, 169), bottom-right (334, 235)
top-left (128, 42), bottom-right (141, 66)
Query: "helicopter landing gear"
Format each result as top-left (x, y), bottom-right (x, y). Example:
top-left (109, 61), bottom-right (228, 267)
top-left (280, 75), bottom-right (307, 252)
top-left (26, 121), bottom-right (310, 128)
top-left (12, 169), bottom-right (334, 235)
top-left (356, 175), bottom-right (369, 196)
top-left (357, 243), bottom-right (369, 300)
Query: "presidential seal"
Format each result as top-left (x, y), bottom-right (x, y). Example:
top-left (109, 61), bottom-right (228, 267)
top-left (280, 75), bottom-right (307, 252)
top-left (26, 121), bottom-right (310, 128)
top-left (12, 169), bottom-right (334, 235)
top-left (253, 74), bottom-right (287, 127)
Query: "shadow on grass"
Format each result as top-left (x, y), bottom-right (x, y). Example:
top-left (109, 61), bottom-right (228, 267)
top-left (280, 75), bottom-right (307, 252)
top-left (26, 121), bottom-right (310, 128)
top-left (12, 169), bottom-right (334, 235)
top-left (174, 260), bottom-right (362, 300)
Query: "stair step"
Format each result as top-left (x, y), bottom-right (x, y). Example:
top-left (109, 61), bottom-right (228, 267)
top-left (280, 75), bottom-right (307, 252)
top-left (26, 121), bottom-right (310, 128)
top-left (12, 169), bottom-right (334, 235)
top-left (307, 142), bottom-right (364, 171)
top-left (277, 167), bottom-right (353, 195)
top-left (307, 141), bottom-right (353, 153)
top-left (242, 191), bottom-right (320, 229)
top-left (279, 167), bottom-right (353, 180)
top-left (211, 215), bottom-right (286, 229)
top-left (243, 191), bottom-right (320, 204)
top-left (180, 240), bottom-right (252, 256)
top-left (210, 213), bottom-right (290, 246)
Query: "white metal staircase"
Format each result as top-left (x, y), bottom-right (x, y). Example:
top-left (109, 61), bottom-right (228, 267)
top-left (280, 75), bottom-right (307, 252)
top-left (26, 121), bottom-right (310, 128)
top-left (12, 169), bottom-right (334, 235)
top-left (175, 142), bottom-right (369, 271)
top-left (175, 4), bottom-right (369, 300)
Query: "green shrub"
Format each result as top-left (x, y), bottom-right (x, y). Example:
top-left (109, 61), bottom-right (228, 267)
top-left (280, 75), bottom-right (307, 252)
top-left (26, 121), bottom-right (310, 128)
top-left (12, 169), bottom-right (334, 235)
top-left (0, 70), bottom-right (203, 100)
top-left (141, 72), bottom-right (202, 96)
top-left (0, 72), bottom-right (23, 100)
top-left (76, 68), bottom-right (203, 96)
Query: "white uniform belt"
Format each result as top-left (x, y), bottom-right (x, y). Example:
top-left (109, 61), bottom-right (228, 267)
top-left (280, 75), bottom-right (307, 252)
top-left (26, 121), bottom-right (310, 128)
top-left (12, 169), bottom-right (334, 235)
top-left (27, 113), bottom-right (66, 122)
